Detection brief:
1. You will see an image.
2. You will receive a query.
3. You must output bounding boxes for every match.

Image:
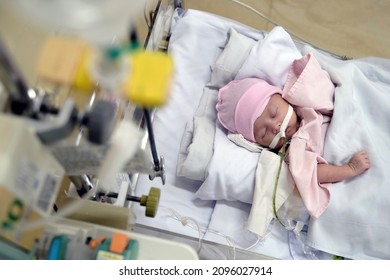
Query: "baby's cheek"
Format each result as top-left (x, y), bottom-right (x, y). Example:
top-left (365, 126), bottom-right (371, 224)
top-left (253, 129), bottom-right (264, 143)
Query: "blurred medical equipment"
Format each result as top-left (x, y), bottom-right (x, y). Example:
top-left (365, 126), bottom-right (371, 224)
top-left (0, 217), bottom-right (198, 260)
top-left (0, 0), bottom-right (183, 259)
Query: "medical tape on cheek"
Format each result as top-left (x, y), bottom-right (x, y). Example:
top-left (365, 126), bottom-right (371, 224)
top-left (269, 105), bottom-right (293, 149)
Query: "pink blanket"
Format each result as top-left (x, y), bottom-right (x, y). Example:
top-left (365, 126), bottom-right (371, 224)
top-left (282, 53), bottom-right (335, 218)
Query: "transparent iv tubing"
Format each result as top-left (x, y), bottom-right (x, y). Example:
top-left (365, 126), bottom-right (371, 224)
top-left (227, 0), bottom-right (350, 59)
top-left (168, 208), bottom-right (271, 260)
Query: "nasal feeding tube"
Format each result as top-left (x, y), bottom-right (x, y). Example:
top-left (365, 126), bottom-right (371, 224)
top-left (269, 105), bottom-right (293, 149)
top-left (269, 104), bottom-right (294, 227)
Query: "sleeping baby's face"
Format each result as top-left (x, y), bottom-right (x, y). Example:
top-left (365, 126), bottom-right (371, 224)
top-left (253, 94), bottom-right (299, 150)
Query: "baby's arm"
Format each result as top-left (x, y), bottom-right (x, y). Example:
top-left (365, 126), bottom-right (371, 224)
top-left (317, 151), bottom-right (371, 184)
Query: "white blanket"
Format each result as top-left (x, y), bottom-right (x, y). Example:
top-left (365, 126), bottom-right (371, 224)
top-left (304, 46), bottom-right (390, 259)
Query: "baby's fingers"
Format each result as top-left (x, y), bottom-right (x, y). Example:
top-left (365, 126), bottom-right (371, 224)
top-left (359, 151), bottom-right (371, 169)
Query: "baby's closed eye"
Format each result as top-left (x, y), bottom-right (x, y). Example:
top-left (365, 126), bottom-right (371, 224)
top-left (271, 107), bottom-right (278, 118)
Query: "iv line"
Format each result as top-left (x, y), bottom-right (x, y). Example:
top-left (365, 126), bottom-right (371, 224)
top-left (226, 0), bottom-right (347, 59)
top-left (168, 208), bottom-right (270, 259)
top-left (168, 208), bottom-right (241, 259)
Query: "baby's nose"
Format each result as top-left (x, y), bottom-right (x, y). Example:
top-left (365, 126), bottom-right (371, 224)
top-left (271, 122), bottom-right (280, 134)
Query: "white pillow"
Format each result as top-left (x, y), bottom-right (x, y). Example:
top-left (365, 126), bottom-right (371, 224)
top-left (195, 125), bottom-right (260, 204)
top-left (209, 28), bottom-right (258, 88)
top-left (176, 28), bottom-right (259, 181)
top-left (235, 26), bottom-right (302, 88)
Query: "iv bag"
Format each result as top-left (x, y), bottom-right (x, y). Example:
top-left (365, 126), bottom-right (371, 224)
top-left (6, 0), bottom-right (144, 46)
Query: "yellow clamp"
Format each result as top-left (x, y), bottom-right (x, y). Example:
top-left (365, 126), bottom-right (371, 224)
top-left (123, 51), bottom-right (173, 107)
top-left (73, 49), bottom-right (173, 107)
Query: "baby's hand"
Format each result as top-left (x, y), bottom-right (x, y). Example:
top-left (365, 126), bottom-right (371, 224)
top-left (348, 151), bottom-right (371, 176)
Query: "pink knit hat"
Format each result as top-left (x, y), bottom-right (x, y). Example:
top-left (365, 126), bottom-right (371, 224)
top-left (216, 78), bottom-right (282, 142)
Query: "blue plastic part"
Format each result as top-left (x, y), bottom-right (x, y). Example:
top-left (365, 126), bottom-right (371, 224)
top-left (48, 235), bottom-right (69, 260)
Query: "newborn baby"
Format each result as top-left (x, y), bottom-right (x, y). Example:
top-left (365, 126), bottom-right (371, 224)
top-left (216, 76), bottom-right (370, 217)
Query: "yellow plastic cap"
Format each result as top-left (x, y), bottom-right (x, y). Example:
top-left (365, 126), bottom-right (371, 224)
top-left (123, 51), bottom-right (173, 107)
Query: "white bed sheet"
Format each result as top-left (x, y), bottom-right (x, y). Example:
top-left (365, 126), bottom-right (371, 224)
top-left (304, 46), bottom-right (390, 260)
top-left (204, 200), bottom-right (293, 259)
top-left (133, 8), bottom-right (296, 259)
